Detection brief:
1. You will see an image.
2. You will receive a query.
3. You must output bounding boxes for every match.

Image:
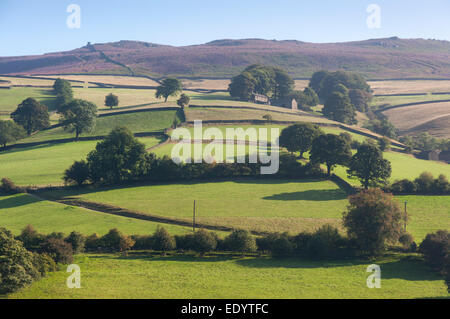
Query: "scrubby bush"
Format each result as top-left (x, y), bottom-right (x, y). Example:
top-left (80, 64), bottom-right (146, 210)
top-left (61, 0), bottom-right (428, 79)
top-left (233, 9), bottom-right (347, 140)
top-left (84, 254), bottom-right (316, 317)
top-left (0, 178), bottom-right (21, 194)
top-left (191, 229), bottom-right (217, 254)
top-left (32, 253), bottom-right (57, 276)
top-left (45, 232), bottom-right (65, 240)
top-left (390, 179), bottom-right (417, 194)
top-left (378, 137), bottom-right (391, 151)
top-left (419, 230), bottom-right (449, 271)
top-left (308, 224), bottom-right (344, 258)
top-left (152, 226), bottom-right (176, 253)
top-left (85, 233), bottom-right (102, 251)
top-left (63, 160), bottom-right (90, 186)
top-left (16, 225), bottom-right (45, 251)
top-left (99, 228), bottom-right (135, 252)
top-left (40, 237), bottom-right (74, 264)
top-left (389, 172), bottom-right (450, 195)
top-left (65, 231), bottom-right (86, 254)
top-left (224, 229), bottom-right (257, 254)
top-left (119, 236), bottom-right (135, 253)
top-left (343, 189), bottom-right (405, 255)
top-left (271, 233), bottom-right (294, 257)
top-left (0, 228), bottom-right (41, 294)
top-left (415, 172), bottom-right (435, 193)
top-left (132, 235), bottom-right (154, 250)
top-left (399, 233), bottom-right (416, 251)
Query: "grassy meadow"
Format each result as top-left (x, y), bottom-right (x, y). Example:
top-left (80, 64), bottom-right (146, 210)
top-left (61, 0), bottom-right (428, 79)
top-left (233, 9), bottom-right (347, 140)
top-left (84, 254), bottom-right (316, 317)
top-left (38, 179), bottom-right (351, 235)
top-left (18, 109), bottom-right (178, 144)
top-left (7, 252), bottom-right (448, 299)
top-left (332, 150), bottom-right (450, 187)
top-left (0, 137), bottom-right (161, 186)
top-left (0, 87), bottom-right (57, 115)
top-left (0, 193), bottom-right (192, 236)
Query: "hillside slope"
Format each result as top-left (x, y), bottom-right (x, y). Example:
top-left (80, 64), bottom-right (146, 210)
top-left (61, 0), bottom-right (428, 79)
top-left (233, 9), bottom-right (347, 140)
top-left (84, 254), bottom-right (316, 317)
top-left (2, 38), bottom-right (450, 79)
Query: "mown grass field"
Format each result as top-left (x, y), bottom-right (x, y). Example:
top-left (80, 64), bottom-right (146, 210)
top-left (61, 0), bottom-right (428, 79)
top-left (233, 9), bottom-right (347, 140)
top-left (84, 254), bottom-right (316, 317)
top-left (73, 87), bottom-right (167, 110)
top-left (38, 179), bottom-right (350, 235)
top-left (333, 150), bottom-right (450, 187)
top-left (382, 101), bottom-right (450, 137)
top-left (184, 107), bottom-right (334, 123)
top-left (39, 179), bottom-right (448, 241)
top-left (0, 137), bottom-right (161, 186)
top-left (0, 193), bottom-right (192, 236)
top-left (0, 87), bottom-right (57, 114)
top-left (368, 80), bottom-right (450, 95)
top-left (371, 93), bottom-right (450, 109)
top-left (8, 252), bottom-right (448, 299)
top-left (18, 109), bottom-right (178, 144)
top-left (40, 75), bottom-right (160, 87)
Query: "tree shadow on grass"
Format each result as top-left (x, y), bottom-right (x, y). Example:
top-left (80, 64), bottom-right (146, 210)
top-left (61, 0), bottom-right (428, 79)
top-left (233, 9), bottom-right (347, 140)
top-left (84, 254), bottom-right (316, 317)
top-left (46, 178), bottom-right (336, 199)
top-left (0, 193), bottom-right (42, 209)
top-left (263, 189), bottom-right (347, 201)
top-left (237, 254), bottom-right (443, 282)
top-left (110, 251), bottom-right (238, 263)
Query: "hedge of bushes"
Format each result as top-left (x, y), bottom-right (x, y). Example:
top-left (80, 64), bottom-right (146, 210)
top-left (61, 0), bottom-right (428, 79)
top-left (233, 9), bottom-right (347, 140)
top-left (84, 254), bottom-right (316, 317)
top-left (387, 172), bottom-right (450, 195)
top-left (61, 127), bottom-right (325, 187)
top-left (419, 230), bottom-right (450, 293)
top-left (5, 224), bottom-right (449, 294)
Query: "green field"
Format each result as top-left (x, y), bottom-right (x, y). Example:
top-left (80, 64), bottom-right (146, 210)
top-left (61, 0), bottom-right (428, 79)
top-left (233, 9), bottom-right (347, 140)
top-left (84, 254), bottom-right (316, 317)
top-left (7, 252), bottom-right (448, 299)
top-left (38, 179), bottom-right (351, 235)
top-left (38, 179), bottom-right (447, 241)
top-left (0, 87), bottom-right (57, 114)
top-left (333, 150), bottom-right (450, 187)
top-left (17, 109), bottom-right (178, 144)
top-left (395, 195), bottom-right (450, 241)
top-left (0, 193), bottom-right (192, 236)
top-left (171, 125), bottom-right (374, 143)
top-left (0, 137), bottom-right (161, 186)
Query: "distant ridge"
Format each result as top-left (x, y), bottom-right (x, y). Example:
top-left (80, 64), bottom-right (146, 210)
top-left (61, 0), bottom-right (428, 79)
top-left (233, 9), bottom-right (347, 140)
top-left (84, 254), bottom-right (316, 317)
top-left (1, 37), bottom-right (450, 79)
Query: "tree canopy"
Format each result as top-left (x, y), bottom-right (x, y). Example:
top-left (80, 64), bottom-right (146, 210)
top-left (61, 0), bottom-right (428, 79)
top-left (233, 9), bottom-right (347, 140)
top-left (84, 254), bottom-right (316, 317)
top-left (322, 91), bottom-right (357, 124)
top-left (347, 144), bottom-right (392, 189)
top-left (343, 189), bottom-right (405, 255)
top-left (0, 120), bottom-right (25, 147)
top-left (105, 93), bottom-right (119, 109)
top-left (310, 134), bottom-right (352, 176)
top-left (155, 78), bottom-right (183, 102)
top-left (11, 98), bottom-right (50, 135)
top-left (59, 99), bottom-right (97, 139)
top-left (53, 78), bottom-right (73, 109)
top-left (279, 123), bottom-right (324, 158)
top-left (86, 127), bottom-right (149, 184)
top-left (228, 64), bottom-right (294, 102)
top-left (177, 93), bottom-right (190, 108)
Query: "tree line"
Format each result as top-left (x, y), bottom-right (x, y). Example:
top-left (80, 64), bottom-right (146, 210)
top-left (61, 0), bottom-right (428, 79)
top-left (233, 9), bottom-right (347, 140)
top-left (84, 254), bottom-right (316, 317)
top-left (279, 123), bottom-right (392, 188)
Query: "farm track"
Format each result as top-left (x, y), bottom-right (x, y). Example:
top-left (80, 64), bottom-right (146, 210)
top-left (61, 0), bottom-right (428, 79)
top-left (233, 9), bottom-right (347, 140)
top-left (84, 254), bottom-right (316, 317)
top-left (29, 192), bottom-right (270, 236)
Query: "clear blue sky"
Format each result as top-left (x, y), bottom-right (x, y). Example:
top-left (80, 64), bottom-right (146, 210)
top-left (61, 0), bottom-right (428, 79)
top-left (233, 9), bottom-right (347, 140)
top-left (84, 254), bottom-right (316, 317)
top-left (1, 0), bottom-right (449, 56)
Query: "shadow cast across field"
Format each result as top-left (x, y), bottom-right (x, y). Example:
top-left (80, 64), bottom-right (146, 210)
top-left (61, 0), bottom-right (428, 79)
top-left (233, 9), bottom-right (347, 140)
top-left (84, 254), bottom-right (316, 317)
top-left (45, 178), bottom-right (334, 199)
top-left (262, 189), bottom-right (347, 201)
top-left (0, 193), bottom-right (43, 209)
top-left (86, 252), bottom-right (442, 282)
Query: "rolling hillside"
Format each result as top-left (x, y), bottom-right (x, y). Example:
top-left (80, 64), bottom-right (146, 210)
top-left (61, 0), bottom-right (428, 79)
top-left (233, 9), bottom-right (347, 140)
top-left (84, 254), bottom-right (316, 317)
top-left (2, 38), bottom-right (450, 78)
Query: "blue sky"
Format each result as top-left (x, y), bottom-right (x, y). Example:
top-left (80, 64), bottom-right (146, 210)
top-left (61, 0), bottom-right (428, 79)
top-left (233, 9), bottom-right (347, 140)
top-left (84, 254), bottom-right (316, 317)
top-left (1, 0), bottom-right (449, 56)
